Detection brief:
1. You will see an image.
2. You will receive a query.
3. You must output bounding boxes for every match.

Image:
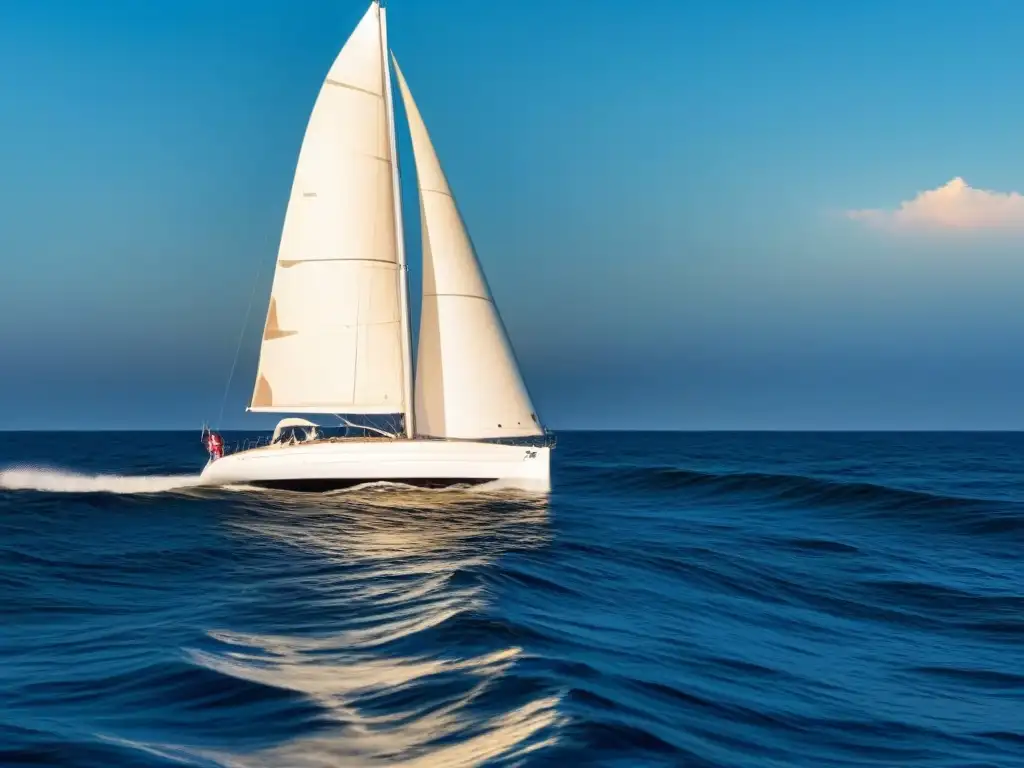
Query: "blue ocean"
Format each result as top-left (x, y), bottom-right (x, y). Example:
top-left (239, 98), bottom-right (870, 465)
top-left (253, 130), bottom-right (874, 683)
top-left (2, 431), bottom-right (1022, 767)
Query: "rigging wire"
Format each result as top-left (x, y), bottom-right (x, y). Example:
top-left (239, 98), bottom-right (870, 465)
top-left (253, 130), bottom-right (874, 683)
top-left (217, 267), bottom-right (263, 430)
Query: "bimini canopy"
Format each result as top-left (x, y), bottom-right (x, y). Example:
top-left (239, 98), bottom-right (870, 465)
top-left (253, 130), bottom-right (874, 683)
top-left (272, 417), bottom-right (319, 443)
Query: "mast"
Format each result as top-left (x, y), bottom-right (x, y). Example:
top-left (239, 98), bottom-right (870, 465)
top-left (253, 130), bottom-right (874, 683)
top-left (378, 1), bottom-right (415, 439)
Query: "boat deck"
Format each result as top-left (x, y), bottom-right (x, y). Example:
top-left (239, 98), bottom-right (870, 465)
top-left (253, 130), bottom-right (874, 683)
top-left (228, 435), bottom-right (398, 456)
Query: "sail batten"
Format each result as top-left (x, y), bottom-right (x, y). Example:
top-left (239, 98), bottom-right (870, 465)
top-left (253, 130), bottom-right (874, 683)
top-left (248, 406), bottom-right (402, 415)
top-left (250, 1), bottom-right (409, 417)
top-left (392, 57), bottom-right (544, 440)
top-left (323, 79), bottom-right (380, 97)
top-left (279, 258), bottom-right (398, 266)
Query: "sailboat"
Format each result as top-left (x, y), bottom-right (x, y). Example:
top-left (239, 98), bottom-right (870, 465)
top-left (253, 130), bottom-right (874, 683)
top-left (199, 0), bottom-right (552, 492)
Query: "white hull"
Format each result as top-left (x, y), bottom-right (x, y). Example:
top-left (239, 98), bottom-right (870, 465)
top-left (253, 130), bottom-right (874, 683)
top-left (199, 439), bottom-right (550, 492)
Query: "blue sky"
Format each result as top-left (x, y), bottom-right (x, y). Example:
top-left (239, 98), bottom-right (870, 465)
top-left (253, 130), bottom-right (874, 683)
top-left (2, 0), bottom-right (1024, 429)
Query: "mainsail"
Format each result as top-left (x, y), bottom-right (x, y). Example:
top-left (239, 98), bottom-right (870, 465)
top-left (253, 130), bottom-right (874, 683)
top-left (250, 2), bottom-right (410, 417)
top-left (392, 59), bottom-right (543, 439)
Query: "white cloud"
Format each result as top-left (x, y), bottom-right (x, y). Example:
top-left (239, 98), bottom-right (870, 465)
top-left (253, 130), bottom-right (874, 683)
top-left (847, 177), bottom-right (1024, 232)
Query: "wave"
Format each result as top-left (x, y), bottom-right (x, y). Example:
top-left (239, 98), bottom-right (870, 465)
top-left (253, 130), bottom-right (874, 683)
top-left (0, 469), bottom-right (540, 498)
top-left (608, 464), bottom-right (1024, 513)
top-left (0, 466), bottom-right (202, 494)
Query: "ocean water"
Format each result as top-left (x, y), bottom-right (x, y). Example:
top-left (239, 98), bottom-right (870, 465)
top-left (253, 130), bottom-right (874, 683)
top-left (2, 431), bottom-right (1023, 767)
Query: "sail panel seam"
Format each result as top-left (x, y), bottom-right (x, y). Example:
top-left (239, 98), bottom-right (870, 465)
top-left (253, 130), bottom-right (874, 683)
top-left (278, 258), bottom-right (400, 266)
top-left (421, 187), bottom-right (453, 199)
top-left (324, 78), bottom-right (382, 98)
top-left (426, 293), bottom-right (494, 303)
top-left (264, 320), bottom-right (403, 333)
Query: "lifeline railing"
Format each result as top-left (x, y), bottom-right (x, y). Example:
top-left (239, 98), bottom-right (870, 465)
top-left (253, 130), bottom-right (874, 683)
top-left (208, 426), bottom-right (558, 459)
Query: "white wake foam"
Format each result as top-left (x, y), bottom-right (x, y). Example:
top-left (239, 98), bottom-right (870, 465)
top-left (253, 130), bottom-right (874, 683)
top-left (0, 467), bottom-right (203, 494)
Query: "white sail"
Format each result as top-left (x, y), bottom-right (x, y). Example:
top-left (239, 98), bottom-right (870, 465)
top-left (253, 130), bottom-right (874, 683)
top-left (392, 59), bottom-right (543, 439)
top-left (250, 2), bottom-right (408, 416)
